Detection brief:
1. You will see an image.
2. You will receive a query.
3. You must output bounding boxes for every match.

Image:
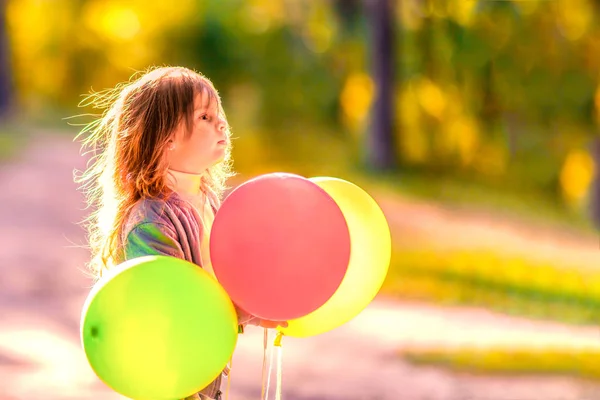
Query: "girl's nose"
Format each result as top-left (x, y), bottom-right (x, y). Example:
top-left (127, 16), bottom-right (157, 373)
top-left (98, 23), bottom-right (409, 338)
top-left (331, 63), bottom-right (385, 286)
top-left (217, 118), bottom-right (227, 132)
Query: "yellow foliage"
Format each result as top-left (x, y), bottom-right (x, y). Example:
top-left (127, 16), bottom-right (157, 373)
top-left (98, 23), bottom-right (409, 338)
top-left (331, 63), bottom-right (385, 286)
top-left (82, 0), bottom-right (197, 42)
top-left (251, 0), bottom-right (286, 25)
top-left (79, 1), bottom-right (156, 70)
top-left (340, 72), bottom-right (375, 131)
top-left (559, 149), bottom-right (595, 204)
top-left (302, 2), bottom-right (337, 54)
top-left (416, 78), bottom-right (447, 120)
top-left (7, 0), bottom-right (73, 102)
top-left (556, 0), bottom-right (593, 41)
top-left (442, 86), bottom-right (465, 119)
top-left (448, 0), bottom-right (476, 27)
top-left (398, 0), bottom-right (424, 31)
top-left (398, 84), bottom-right (421, 128)
top-left (242, 0), bottom-right (286, 33)
top-left (7, 0), bottom-right (200, 106)
top-left (447, 115), bottom-right (480, 166)
top-left (397, 81), bottom-right (479, 166)
top-left (106, 44), bottom-right (156, 72)
top-left (84, 3), bottom-right (141, 42)
top-left (433, 115), bottom-right (479, 166)
top-left (479, 12), bottom-right (513, 53)
top-left (514, 0), bottom-right (540, 16)
top-left (7, 0), bottom-right (63, 45)
top-left (472, 144), bottom-right (507, 177)
top-left (397, 83), bottom-right (428, 163)
top-left (425, 0), bottom-right (447, 19)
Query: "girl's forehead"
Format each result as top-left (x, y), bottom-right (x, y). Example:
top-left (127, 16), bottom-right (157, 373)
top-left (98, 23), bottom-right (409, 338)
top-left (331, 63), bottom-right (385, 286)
top-left (193, 89), bottom-right (218, 112)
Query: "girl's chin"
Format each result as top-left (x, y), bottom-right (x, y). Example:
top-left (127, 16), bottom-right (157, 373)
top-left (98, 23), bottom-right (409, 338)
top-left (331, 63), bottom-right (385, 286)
top-left (210, 153), bottom-right (226, 167)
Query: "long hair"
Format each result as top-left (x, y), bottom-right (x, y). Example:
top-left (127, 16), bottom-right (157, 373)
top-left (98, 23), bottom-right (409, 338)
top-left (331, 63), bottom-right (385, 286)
top-left (74, 66), bottom-right (234, 279)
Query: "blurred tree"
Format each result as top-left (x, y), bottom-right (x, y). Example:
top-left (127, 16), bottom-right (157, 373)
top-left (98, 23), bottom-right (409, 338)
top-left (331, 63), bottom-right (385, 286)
top-left (334, 0), bottom-right (362, 32)
top-left (365, 0), bottom-right (397, 170)
top-left (477, 4), bottom-right (509, 160)
top-left (480, 61), bottom-right (499, 131)
top-left (2, 0), bottom-right (599, 214)
top-left (588, 137), bottom-right (600, 230)
top-left (0, 0), bottom-right (11, 118)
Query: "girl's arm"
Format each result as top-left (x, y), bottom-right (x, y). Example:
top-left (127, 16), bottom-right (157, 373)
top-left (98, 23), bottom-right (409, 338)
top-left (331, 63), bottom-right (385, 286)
top-left (123, 222), bottom-right (185, 260)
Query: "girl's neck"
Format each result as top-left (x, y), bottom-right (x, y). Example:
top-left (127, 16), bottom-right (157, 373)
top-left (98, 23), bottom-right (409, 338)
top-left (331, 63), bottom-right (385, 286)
top-left (167, 168), bottom-right (204, 197)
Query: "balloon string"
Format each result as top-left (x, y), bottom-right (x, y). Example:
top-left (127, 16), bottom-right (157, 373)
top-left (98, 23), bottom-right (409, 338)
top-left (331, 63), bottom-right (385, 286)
top-left (265, 330), bottom-right (275, 400)
top-left (274, 332), bottom-right (283, 400)
top-left (225, 325), bottom-right (243, 400)
top-left (225, 356), bottom-right (232, 400)
top-left (261, 328), bottom-right (269, 400)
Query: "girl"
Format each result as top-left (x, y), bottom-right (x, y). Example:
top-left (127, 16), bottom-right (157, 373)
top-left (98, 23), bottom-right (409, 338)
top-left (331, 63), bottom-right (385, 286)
top-left (75, 66), bottom-right (286, 400)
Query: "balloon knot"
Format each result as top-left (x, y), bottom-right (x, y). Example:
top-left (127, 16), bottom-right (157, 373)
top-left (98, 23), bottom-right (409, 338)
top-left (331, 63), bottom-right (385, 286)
top-left (274, 331), bottom-right (284, 347)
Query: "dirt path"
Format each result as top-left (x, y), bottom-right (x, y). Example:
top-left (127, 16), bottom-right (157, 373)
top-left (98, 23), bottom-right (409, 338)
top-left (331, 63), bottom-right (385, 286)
top-left (1, 132), bottom-right (600, 400)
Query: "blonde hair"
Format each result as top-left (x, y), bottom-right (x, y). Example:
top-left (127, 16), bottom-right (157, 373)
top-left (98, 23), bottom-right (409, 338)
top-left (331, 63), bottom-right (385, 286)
top-left (74, 66), bottom-right (234, 279)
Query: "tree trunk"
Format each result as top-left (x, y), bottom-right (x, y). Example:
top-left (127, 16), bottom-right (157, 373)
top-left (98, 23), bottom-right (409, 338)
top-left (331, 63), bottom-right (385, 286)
top-left (589, 136), bottom-right (600, 231)
top-left (365, 0), bottom-right (397, 171)
top-left (0, 0), bottom-right (12, 118)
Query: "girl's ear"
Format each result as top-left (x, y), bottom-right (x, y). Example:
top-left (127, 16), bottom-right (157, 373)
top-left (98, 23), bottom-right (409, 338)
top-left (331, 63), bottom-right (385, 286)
top-left (168, 120), bottom-right (186, 150)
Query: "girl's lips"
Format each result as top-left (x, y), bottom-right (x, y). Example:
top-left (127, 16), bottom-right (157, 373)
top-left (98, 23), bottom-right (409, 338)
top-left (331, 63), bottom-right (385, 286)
top-left (217, 140), bottom-right (227, 145)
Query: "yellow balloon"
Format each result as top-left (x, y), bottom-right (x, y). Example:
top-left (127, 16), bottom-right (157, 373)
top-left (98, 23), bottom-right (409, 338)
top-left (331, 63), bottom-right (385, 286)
top-left (279, 177), bottom-right (391, 337)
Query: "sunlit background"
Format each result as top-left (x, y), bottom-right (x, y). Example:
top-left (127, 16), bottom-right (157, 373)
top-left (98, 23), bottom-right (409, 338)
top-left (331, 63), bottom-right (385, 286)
top-left (2, 0), bottom-right (600, 399)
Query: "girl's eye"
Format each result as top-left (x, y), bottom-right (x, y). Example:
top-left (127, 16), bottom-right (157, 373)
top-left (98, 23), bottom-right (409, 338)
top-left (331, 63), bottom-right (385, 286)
top-left (200, 114), bottom-right (209, 121)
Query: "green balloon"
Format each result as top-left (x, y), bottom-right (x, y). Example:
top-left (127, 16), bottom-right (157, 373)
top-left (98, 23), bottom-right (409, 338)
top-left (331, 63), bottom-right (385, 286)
top-left (80, 255), bottom-right (238, 400)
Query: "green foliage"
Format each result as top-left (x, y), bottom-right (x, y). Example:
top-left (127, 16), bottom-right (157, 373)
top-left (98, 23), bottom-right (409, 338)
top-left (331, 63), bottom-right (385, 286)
top-left (5, 0), bottom-right (600, 214)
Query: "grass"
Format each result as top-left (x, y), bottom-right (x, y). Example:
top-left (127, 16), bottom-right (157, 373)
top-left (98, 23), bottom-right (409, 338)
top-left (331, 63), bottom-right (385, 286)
top-left (381, 250), bottom-right (600, 326)
top-left (399, 346), bottom-right (600, 381)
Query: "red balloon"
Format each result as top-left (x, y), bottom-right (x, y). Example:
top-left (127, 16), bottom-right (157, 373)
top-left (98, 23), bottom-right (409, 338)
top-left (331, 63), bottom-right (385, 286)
top-left (210, 173), bottom-right (351, 321)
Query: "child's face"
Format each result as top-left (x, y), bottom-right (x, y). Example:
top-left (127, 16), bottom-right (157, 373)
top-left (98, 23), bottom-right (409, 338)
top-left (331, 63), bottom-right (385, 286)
top-left (167, 92), bottom-right (229, 174)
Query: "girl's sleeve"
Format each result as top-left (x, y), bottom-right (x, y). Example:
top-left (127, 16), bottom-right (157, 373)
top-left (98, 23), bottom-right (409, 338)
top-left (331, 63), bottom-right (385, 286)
top-left (123, 222), bottom-right (185, 260)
